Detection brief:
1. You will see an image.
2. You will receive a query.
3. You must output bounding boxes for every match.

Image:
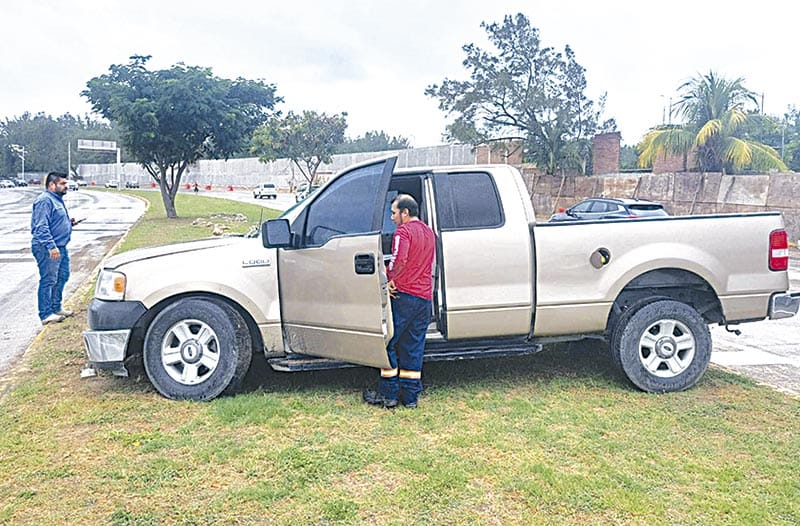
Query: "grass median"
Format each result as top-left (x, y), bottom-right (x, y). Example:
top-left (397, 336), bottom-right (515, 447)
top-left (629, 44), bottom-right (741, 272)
top-left (1, 191), bottom-right (799, 525)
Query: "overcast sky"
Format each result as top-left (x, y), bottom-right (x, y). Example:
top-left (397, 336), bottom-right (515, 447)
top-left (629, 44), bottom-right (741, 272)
top-left (3, 0), bottom-right (799, 147)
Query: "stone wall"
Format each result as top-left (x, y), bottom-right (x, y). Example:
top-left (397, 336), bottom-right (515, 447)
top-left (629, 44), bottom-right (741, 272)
top-left (522, 169), bottom-right (800, 241)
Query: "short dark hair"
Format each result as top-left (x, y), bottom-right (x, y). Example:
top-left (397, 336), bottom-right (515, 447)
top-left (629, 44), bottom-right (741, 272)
top-left (394, 194), bottom-right (419, 218)
top-left (46, 172), bottom-right (68, 186)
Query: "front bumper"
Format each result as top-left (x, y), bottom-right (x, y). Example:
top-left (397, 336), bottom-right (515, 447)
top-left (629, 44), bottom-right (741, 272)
top-left (83, 299), bottom-right (147, 376)
top-left (83, 329), bottom-right (131, 376)
top-left (768, 292), bottom-right (800, 320)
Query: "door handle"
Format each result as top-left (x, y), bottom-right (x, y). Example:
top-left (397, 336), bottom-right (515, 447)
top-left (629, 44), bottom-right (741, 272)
top-left (354, 253), bottom-right (375, 274)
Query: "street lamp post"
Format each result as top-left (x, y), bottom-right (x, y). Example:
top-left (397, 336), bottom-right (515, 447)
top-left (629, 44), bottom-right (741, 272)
top-left (9, 144), bottom-right (26, 181)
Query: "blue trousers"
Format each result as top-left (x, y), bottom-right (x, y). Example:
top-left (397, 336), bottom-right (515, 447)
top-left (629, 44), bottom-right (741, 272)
top-left (32, 244), bottom-right (70, 320)
top-left (379, 292), bottom-right (431, 405)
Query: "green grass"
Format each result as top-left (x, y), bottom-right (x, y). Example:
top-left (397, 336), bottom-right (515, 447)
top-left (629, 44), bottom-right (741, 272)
top-left (115, 190), bottom-right (281, 251)
top-left (1, 192), bottom-right (799, 525)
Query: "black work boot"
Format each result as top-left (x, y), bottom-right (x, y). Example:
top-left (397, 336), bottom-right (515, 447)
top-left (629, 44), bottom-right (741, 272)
top-left (362, 390), bottom-right (398, 409)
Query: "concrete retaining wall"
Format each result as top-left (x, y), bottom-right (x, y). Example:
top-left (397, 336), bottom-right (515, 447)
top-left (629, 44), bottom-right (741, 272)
top-left (76, 144), bottom-right (477, 189)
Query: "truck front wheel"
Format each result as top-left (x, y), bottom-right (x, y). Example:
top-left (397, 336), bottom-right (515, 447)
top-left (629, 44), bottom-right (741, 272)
top-left (613, 299), bottom-right (711, 393)
top-left (143, 298), bottom-right (252, 401)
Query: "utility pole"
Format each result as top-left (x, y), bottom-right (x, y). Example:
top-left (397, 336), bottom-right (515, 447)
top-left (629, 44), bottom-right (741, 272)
top-left (9, 144), bottom-right (26, 180)
top-left (668, 97), bottom-right (673, 125)
top-left (781, 120), bottom-right (786, 162)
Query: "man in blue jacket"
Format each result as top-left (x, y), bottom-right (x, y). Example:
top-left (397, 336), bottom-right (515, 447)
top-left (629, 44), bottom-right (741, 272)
top-left (31, 172), bottom-right (77, 325)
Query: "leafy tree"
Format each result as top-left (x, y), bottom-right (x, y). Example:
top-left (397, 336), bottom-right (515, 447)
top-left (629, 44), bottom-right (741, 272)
top-left (738, 107), bottom-right (800, 172)
top-left (1, 112), bottom-right (119, 178)
top-left (783, 107), bottom-right (800, 171)
top-left (83, 55), bottom-right (278, 218)
top-left (251, 110), bottom-right (347, 185)
top-left (335, 130), bottom-right (409, 154)
top-left (426, 13), bottom-right (615, 175)
top-left (638, 71), bottom-right (787, 174)
top-left (620, 144), bottom-right (641, 171)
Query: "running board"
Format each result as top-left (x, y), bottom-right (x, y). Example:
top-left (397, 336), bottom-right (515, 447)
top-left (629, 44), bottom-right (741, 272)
top-left (267, 343), bottom-right (543, 373)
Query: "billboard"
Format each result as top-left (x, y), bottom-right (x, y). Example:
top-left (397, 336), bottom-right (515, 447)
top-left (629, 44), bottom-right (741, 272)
top-left (77, 139), bottom-right (117, 152)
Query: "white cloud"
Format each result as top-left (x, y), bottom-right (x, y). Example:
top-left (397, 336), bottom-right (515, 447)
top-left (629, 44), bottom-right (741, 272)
top-left (3, 0), bottom-right (800, 147)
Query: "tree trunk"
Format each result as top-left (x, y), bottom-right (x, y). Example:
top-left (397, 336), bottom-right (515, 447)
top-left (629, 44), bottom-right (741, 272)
top-left (159, 166), bottom-right (178, 219)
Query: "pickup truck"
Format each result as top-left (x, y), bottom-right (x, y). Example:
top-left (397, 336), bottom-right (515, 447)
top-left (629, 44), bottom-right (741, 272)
top-left (83, 156), bottom-right (799, 400)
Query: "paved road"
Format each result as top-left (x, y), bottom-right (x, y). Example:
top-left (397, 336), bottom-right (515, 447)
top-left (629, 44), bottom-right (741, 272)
top-left (0, 188), bottom-right (146, 376)
top-left (172, 187), bottom-right (298, 212)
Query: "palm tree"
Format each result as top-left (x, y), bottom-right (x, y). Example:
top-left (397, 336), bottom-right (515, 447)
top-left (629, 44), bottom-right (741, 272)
top-left (638, 71), bottom-right (787, 174)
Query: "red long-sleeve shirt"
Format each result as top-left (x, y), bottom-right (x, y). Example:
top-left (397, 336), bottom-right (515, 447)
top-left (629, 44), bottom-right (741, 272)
top-left (387, 220), bottom-right (435, 300)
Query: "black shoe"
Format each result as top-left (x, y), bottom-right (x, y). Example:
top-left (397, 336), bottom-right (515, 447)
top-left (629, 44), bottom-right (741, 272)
top-left (362, 390), bottom-right (398, 409)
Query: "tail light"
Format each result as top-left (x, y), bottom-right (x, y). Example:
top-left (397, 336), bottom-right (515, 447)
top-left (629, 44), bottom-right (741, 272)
top-left (769, 229), bottom-right (789, 271)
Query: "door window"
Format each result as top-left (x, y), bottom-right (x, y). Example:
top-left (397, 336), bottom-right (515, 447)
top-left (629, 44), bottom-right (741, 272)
top-left (302, 162), bottom-right (388, 246)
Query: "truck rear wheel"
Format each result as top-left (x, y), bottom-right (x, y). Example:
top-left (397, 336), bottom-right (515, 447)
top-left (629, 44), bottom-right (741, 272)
top-left (613, 299), bottom-right (711, 393)
top-left (143, 297), bottom-right (252, 401)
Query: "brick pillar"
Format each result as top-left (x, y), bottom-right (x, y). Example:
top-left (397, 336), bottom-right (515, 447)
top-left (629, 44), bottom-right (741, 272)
top-left (475, 140), bottom-right (524, 165)
top-left (592, 132), bottom-right (621, 175)
top-left (652, 150), bottom-right (694, 174)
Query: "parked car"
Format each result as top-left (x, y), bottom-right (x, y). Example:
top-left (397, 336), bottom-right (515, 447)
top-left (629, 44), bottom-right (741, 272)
top-left (28, 177), bottom-right (41, 185)
top-left (253, 182), bottom-right (278, 199)
top-left (67, 180), bottom-right (79, 191)
top-left (125, 180), bottom-right (140, 189)
top-left (13, 179), bottom-right (27, 187)
top-left (77, 180), bottom-right (89, 187)
top-left (105, 180), bottom-right (119, 189)
top-left (0, 179), bottom-right (15, 188)
top-left (548, 197), bottom-right (668, 222)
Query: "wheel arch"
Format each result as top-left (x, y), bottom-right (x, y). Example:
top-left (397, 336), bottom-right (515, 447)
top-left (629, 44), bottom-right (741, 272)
top-left (606, 268), bottom-right (723, 338)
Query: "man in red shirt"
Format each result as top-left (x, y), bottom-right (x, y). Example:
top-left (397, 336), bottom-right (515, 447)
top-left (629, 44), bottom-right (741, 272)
top-left (364, 194), bottom-right (435, 409)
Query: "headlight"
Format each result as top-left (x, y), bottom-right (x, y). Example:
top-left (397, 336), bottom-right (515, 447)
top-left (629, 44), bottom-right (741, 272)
top-left (95, 270), bottom-right (127, 301)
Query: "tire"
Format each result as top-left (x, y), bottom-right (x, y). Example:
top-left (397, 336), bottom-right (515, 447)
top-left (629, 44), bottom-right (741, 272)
top-left (143, 298), bottom-right (252, 401)
top-left (607, 296), bottom-right (671, 371)
top-left (613, 300), bottom-right (711, 393)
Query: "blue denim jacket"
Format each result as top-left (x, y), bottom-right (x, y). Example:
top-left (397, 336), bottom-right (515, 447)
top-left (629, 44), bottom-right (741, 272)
top-left (31, 190), bottom-right (72, 250)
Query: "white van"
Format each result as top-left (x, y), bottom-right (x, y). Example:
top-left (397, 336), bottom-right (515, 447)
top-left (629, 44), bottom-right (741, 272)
top-left (253, 183), bottom-right (277, 199)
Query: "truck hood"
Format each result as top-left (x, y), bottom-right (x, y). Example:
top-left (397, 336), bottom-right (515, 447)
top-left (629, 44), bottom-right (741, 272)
top-left (102, 237), bottom-right (245, 269)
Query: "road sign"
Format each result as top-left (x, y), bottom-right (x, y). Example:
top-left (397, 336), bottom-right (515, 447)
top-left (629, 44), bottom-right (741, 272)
top-left (77, 139), bottom-right (117, 152)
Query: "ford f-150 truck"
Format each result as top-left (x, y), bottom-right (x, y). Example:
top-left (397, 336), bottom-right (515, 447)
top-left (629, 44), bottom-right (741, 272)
top-left (83, 156), bottom-right (799, 400)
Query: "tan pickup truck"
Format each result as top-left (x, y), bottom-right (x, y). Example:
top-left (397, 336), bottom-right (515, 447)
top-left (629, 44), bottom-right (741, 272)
top-left (83, 156), bottom-right (799, 400)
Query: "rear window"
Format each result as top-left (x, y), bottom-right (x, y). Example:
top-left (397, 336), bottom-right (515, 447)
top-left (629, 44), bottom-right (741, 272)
top-left (434, 172), bottom-right (504, 230)
top-left (628, 204), bottom-right (667, 216)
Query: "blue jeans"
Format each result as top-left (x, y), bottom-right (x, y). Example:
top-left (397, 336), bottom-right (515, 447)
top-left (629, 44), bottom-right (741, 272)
top-left (379, 292), bottom-right (431, 405)
top-left (32, 244), bottom-right (70, 320)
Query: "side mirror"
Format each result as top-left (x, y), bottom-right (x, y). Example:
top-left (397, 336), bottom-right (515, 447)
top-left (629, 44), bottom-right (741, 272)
top-left (262, 219), bottom-right (292, 248)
